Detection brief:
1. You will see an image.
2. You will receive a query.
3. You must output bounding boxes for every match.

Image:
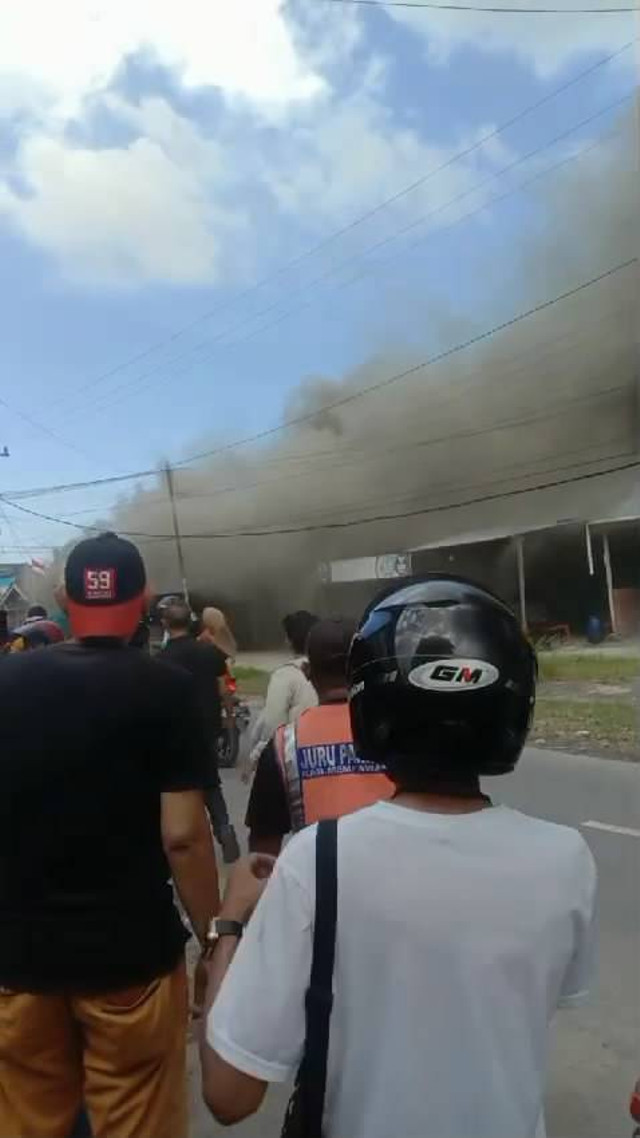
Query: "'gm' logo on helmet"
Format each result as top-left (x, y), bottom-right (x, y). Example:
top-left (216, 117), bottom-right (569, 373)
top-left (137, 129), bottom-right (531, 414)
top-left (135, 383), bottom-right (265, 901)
top-left (409, 659), bottom-right (499, 692)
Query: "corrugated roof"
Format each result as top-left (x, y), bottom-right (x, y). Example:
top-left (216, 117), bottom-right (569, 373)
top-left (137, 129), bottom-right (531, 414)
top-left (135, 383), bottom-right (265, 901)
top-left (409, 464), bottom-right (639, 553)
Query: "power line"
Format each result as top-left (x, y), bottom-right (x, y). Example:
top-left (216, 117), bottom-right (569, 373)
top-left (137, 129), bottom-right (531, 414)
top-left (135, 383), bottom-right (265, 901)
top-left (0, 499), bottom-right (32, 557)
top-left (173, 259), bottom-right (639, 467)
top-left (50, 304), bottom-right (634, 518)
top-left (0, 396), bottom-right (98, 467)
top-left (66, 99), bottom-right (633, 425)
top-left (4, 458), bottom-right (637, 541)
top-left (46, 38), bottom-right (634, 418)
top-left (191, 98), bottom-right (631, 375)
top-left (67, 65), bottom-right (636, 422)
top-left (54, 373), bottom-right (632, 519)
top-left (3, 257), bottom-right (636, 503)
top-left (324, 0), bottom-right (638, 11)
top-left (21, 440), bottom-right (633, 541)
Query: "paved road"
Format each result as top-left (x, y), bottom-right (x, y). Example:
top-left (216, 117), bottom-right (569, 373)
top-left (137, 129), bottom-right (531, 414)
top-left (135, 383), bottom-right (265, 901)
top-left (192, 747), bottom-right (640, 1138)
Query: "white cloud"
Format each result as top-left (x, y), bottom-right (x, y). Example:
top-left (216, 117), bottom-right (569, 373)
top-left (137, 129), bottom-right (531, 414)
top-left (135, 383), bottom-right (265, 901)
top-left (4, 0), bottom-right (615, 292)
top-left (389, 7), bottom-right (638, 78)
top-left (0, 125), bottom-right (244, 286)
top-left (0, 0), bottom-right (328, 286)
top-left (0, 0), bottom-right (324, 121)
top-left (264, 87), bottom-right (508, 241)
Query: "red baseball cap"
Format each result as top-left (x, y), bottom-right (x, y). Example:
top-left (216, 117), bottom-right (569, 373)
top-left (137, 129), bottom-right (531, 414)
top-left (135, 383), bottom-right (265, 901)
top-left (65, 532), bottom-right (147, 639)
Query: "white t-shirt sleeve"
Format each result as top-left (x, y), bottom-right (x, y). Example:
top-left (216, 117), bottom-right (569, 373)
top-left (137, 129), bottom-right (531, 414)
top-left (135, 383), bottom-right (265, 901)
top-left (558, 839), bottom-right (598, 1008)
top-left (207, 844), bottom-right (314, 1083)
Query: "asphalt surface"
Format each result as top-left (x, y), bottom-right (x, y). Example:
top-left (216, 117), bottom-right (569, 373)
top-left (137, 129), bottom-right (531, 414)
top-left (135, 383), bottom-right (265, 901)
top-left (192, 746), bottom-right (640, 1138)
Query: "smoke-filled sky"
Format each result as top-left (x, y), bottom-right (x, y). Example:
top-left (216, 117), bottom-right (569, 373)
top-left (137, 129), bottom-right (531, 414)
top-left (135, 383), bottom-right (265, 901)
top-left (107, 101), bottom-right (638, 607)
top-left (0, 1), bottom-right (637, 589)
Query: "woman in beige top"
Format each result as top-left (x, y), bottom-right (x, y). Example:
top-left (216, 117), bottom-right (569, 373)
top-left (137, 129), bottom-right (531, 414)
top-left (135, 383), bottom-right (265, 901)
top-left (246, 610), bottom-right (319, 775)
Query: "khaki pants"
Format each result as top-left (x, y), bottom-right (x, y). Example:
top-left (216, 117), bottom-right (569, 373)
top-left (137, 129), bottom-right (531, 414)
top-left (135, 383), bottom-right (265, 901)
top-left (0, 962), bottom-right (188, 1138)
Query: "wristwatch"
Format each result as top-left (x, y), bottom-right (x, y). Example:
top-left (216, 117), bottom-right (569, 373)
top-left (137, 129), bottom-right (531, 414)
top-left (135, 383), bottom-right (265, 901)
top-left (201, 918), bottom-right (244, 960)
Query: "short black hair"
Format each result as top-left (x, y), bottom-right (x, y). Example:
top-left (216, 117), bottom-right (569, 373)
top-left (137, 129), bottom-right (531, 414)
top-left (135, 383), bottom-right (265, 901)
top-left (162, 600), bottom-right (192, 631)
top-left (307, 617), bottom-right (357, 684)
top-left (27, 604), bottom-right (48, 619)
top-left (282, 610), bottom-right (319, 656)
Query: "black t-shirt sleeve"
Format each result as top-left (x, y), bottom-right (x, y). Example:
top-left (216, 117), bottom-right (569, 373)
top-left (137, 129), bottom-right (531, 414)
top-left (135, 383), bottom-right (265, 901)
top-left (155, 668), bottom-right (210, 792)
top-left (202, 643), bottom-right (227, 680)
top-left (245, 739), bottom-right (291, 838)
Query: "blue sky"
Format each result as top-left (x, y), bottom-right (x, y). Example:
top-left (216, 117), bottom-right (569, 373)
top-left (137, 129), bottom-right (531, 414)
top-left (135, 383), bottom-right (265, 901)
top-left (0, 0), bottom-right (636, 557)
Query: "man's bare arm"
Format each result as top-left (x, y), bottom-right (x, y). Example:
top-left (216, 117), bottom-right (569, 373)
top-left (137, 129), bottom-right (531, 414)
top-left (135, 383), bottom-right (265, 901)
top-left (200, 937), bottom-right (268, 1125)
top-left (200, 857), bottom-right (274, 1126)
top-left (162, 789), bottom-right (220, 944)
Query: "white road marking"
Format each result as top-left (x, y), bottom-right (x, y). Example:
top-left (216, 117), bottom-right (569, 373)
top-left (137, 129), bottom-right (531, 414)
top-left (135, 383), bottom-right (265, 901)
top-left (583, 820), bottom-right (640, 838)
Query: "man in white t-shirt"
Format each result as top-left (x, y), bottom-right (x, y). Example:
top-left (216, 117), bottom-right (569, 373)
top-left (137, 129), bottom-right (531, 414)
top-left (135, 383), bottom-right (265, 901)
top-left (200, 576), bottom-right (597, 1138)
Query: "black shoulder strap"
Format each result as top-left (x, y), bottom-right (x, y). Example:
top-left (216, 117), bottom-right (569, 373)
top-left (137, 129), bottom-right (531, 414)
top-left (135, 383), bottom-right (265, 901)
top-left (301, 818), bottom-right (338, 1137)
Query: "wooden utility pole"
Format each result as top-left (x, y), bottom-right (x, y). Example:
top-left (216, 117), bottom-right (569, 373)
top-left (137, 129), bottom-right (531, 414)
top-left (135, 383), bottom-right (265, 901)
top-left (164, 462), bottom-right (190, 606)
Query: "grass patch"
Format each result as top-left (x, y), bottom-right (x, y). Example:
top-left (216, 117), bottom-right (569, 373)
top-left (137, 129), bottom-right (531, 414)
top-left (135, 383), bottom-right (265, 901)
top-left (537, 652), bottom-right (639, 684)
top-left (534, 697), bottom-right (637, 755)
top-left (233, 665), bottom-right (269, 697)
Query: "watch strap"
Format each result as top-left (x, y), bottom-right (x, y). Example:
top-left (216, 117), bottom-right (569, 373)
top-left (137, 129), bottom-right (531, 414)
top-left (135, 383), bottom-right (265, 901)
top-left (202, 917), bottom-right (243, 959)
top-left (213, 919), bottom-right (244, 939)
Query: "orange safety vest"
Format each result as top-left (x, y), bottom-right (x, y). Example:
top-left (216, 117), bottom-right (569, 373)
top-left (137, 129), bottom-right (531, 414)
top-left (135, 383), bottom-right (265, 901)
top-left (274, 703), bottom-right (393, 832)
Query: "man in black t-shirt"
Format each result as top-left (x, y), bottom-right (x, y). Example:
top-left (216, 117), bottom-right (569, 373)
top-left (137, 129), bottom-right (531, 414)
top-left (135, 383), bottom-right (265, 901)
top-left (162, 600), bottom-right (240, 864)
top-left (0, 533), bottom-right (219, 1138)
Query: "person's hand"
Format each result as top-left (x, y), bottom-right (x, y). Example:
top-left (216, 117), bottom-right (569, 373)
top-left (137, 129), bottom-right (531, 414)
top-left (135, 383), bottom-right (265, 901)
top-left (219, 854), bottom-right (276, 924)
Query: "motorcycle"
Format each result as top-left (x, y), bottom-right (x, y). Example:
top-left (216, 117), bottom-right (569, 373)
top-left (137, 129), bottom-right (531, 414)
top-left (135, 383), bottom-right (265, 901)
top-left (217, 670), bottom-right (251, 769)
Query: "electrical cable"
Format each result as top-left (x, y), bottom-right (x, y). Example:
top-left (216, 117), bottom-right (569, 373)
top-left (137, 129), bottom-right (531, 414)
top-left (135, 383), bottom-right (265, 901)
top-left (2, 257), bottom-right (635, 502)
top-left (3, 457), bottom-right (637, 540)
top-left (46, 39), bottom-right (635, 417)
top-left (173, 258), bottom-right (639, 467)
top-left (0, 396), bottom-right (100, 467)
top-left (66, 87), bottom-right (635, 423)
top-left (324, 0), bottom-right (638, 12)
top-left (194, 99), bottom-right (632, 373)
top-left (55, 370), bottom-right (631, 518)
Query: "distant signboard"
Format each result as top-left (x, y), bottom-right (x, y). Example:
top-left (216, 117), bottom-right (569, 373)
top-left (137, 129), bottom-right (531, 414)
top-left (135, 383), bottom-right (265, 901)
top-left (319, 552), bottom-right (412, 585)
top-left (375, 553), bottom-right (412, 580)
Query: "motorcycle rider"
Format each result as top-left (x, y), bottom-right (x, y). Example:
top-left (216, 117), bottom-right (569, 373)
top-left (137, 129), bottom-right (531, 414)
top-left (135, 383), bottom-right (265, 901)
top-left (201, 576), bottom-right (597, 1138)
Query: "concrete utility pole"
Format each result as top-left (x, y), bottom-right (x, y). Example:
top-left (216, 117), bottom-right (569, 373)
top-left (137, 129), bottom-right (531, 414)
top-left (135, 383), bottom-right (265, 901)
top-left (164, 461), bottom-right (190, 607)
top-left (515, 536), bottom-right (527, 632)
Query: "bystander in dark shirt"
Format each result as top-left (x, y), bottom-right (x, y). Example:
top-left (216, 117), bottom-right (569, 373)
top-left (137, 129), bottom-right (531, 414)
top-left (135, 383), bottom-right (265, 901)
top-left (0, 639), bottom-right (208, 994)
top-left (162, 635), bottom-right (227, 739)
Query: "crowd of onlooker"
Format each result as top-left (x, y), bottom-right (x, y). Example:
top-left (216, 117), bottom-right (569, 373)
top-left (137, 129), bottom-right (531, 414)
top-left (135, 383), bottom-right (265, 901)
top-left (0, 531), bottom-right (598, 1138)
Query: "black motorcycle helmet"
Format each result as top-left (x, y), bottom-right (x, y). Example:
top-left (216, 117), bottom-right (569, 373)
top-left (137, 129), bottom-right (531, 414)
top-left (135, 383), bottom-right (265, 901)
top-left (348, 575), bottom-right (536, 782)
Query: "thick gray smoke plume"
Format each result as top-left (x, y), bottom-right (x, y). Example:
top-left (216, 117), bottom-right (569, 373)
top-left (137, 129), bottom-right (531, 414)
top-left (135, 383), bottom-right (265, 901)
top-left (107, 104), bottom-right (638, 635)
